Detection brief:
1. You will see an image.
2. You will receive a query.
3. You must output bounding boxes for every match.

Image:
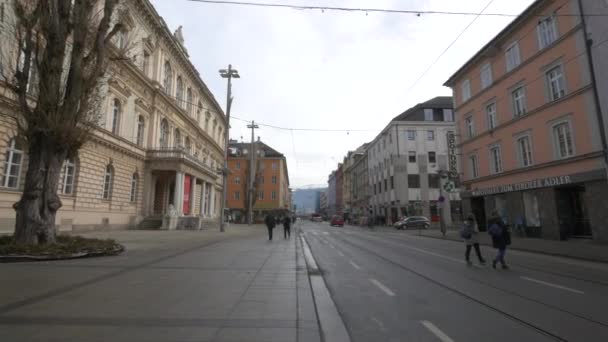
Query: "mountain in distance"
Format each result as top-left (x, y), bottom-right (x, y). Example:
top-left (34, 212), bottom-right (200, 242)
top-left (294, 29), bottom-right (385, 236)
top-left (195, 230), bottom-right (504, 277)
top-left (295, 184), bottom-right (327, 190)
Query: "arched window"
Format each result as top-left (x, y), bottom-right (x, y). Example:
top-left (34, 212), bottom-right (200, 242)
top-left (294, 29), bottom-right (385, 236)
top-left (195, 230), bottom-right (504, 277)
top-left (197, 101), bottom-right (202, 123)
top-left (2, 137), bottom-right (24, 189)
top-left (136, 115), bottom-right (145, 147)
top-left (160, 119), bottom-right (169, 148)
top-left (186, 88), bottom-right (193, 115)
top-left (111, 98), bottom-right (121, 135)
top-left (205, 112), bottom-right (210, 132)
top-left (130, 173), bottom-right (139, 203)
top-left (163, 61), bottom-right (173, 94)
top-left (176, 76), bottom-right (184, 108)
top-left (102, 164), bottom-right (114, 200)
top-left (212, 120), bottom-right (217, 141)
top-left (60, 158), bottom-right (76, 195)
top-left (185, 137), bottom-right (191, 154)
top-left (174, 128), bottom-right (182, 148)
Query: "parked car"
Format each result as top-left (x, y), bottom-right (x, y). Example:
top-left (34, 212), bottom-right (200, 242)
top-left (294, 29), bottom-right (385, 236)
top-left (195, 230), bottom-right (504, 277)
top-left (311, 214), bottom-right (323, 222)
top-left (393, 216), bottom-right (408, 228)
top-left (395, 216), bottom-right (430, 230)
top-left (330, 215), bottom-right (345, 227)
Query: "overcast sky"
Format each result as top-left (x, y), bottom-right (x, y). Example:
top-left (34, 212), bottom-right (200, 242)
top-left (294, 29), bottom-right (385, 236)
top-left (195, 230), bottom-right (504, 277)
top-left (150, 0), bottom-right (535, 188)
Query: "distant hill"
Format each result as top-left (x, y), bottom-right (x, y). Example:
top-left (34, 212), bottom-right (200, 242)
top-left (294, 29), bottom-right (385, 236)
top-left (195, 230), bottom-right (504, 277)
top-left (293, 188), bottom-right (327, 214)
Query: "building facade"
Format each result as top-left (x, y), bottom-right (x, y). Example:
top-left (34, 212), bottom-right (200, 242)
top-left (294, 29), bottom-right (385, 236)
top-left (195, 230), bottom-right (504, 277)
top-left (0, 0), bottom-right (227, 231)
top-left (444, 0), bottom-right (608, 240)
top-left (368, 97), bottom-right (460, 225)
top-left (319, 190), bottom-right (328, 217)
top-left (327, 171), bottom-right (336, 216)
top-left (350, 145), bottom-right (369, 224)
top-left (226, 140), bottom-right (290, 223)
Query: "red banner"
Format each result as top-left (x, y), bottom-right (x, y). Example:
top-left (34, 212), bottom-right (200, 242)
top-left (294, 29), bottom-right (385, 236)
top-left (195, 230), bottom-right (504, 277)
top-left (183, 175), bottom-right (191, 215)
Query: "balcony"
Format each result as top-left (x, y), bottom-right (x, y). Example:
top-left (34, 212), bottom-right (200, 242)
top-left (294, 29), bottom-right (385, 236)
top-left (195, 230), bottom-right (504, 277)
top-left (146, 148), bottom-right (220, 179)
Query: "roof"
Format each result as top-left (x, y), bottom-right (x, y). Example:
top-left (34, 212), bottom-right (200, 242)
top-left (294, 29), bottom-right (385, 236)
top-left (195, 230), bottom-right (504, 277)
top-left (228, 140), bottom-right (284, 158)
top-left (443, 0), bottom-right (547, 86)
top-left (391, 96), bottom-right (453, 121)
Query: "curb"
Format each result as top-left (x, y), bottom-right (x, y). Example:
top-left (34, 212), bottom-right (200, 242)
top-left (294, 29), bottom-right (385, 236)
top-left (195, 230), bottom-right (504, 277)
top-left (0, 245), bottom-right (125, 263)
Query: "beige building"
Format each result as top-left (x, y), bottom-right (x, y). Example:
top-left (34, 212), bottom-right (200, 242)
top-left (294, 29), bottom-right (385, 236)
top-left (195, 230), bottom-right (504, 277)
top-left (0, 0), bottom-right (227, 231)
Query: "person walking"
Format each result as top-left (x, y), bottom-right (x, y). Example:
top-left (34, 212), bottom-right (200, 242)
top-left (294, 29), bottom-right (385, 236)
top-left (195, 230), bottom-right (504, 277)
top-left (461, 214), bottom-right (486, 265)
top-left (488, 210), bottom-right (511, 269)
top-left (283, 215), bottom-right (292, 239)
top-left (265, 214), bottom-right (276, 241)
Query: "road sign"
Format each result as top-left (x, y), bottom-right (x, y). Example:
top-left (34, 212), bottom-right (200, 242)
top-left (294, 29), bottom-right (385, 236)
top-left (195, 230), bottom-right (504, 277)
top-left (438, 195), bottom-right (445, 203)
top-left (443, 180), bottom-right (457, 193)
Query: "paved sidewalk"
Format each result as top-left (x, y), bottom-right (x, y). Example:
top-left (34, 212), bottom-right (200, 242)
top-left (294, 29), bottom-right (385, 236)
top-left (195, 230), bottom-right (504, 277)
top-left (0, 225), bottom-right (321, 342)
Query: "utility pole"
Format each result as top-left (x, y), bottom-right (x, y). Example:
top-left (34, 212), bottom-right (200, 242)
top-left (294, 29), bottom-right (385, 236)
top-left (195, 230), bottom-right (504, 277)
top-left (247, 121), bottom-right (259, 224)
top-left (219, 64), bottom-right (240, 232)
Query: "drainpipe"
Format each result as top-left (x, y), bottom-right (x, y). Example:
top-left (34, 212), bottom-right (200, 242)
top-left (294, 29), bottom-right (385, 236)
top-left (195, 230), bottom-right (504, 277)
top-left (577, 0), bottom-right (608, 176)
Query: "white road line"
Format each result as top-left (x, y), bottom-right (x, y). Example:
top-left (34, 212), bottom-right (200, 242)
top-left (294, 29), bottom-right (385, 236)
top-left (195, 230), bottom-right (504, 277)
top-left (421, 321), bottom-right (455, 342)
top-left (349, 261), bottom-right (361, 270)
top-left (371, 317), bottom-right (387, 332)
top-left (338, 251), bottom-right (345, 257)
top-left (323, 232), bottom-right (330, 235)
top-left (369, 278), bottom-right (396, 296)
top-left (520, 276), bottom-right (585, 295)
top-left (328, 243), bottom-right (336, 249)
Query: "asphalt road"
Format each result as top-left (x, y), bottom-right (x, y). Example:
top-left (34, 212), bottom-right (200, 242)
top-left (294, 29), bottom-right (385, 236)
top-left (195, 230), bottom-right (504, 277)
top-left (300, 221), bottom-right (608, 342)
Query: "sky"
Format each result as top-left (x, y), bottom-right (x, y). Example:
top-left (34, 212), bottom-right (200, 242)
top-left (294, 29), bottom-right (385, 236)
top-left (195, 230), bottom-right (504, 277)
top-left (150, 0), bottom-right (535, 188)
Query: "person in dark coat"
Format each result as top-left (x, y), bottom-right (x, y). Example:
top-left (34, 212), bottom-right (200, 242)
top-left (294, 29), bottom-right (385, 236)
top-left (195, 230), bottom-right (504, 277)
top-left (283, 216), bottom-right (292, 239)
top-left (265, 214), bottom-right (276, 241)
top-left (488, 210), bottom-right (510, 269)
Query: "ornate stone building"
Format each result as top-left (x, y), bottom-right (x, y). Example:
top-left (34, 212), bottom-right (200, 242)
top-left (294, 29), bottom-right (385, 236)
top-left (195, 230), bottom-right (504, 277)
top-left (0, 0), bottom-right (227, 231)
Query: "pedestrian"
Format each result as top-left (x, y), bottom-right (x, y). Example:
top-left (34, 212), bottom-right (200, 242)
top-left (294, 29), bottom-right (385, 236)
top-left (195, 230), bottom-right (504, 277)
top-left (461, 214), bottom-right (486, 265)
top-left (265, 214), bottom-right (276, 241)
top-left (283, 215), bottom-right (292, 239)
top-left (488, 210), bottom-right (511, 269)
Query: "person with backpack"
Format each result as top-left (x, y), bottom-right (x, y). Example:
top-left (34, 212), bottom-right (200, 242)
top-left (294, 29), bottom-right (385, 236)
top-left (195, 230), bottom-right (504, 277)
top-left (461, 214), bottom-right (486, 265)
top-left (488, 210), bottom-right (511, 269)
top-left (265, 213), bottom-right (276, 241)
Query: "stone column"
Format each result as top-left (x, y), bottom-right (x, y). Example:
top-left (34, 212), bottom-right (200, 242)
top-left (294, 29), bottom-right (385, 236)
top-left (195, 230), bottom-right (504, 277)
top-left (200, 182), bottom-right (206, 216)
top-left (210, 185), bottom-right (215, 218)
top-left (190, 177), bottom-right (197, 216)
top-left (174, 171), bottom-right (184, 215)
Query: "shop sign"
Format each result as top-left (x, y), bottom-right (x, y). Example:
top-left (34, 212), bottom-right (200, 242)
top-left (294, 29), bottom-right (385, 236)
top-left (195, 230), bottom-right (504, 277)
top-left (447, 131), bottom-right (457, 175)
top-left (471, 175), bottom-right (572, 197)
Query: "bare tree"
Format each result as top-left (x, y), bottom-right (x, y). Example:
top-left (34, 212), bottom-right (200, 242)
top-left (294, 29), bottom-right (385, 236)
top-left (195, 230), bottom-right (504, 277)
top-left (8, 0), bottom-right (124, 245)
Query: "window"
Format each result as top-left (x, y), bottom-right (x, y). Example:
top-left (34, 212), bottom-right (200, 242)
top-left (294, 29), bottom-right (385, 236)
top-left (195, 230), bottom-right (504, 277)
top-left (505, 42), bottom-right (521, 72)
top-left (517, 136), bottom-right (534, 167)
top-left (185, 137), bottom-right (192, 154)
top-left (271, 191), bottom-right (277, 200)
top-left (469, 155), bottom-right (479, 179)
top-left (234, 191), bottom-right (240, 200)
top-left (384, 179), bottom-right (388, 191)
top-left (102, 164), bottom-right (113, 200)
top-left (486, 103), bottom-right (497, 130)
top-left (236, 161), bottom-right (241, 169)
top-left (163, 61), bottom-right (173, 94)
top-left (461, 79), bottom-right (471, 102)
top-left (481, 63), bottom-right (493, 89)
top-left (272, 162), bottom-right (278, 170)
top-left (443, 109), bottom-right (454, 122)
top-left (407, 130), bottom-right (416, 141)
top-left (197, 102), bottom-right (203, 123)
top-left (205, 112), bottom-right (210, 132)
top-left (424, 109), bottom-right (433, 121)
top-left (143, 51), bottom-right (150, 76)
top-left (176, 77), bottom-right (184, 108)
top-left (546, 65), bottom-right (565, 101)
top-left (186, 88), bottom-right (193, 114)
top-left (174, 129), bottom-right (182, 148)
top-left (408, 151), bottom-right (416, 163)
top-left (160, 119), bottom-right (169, 148)
top-left (490, 146), bottom-right (503, 174)
top-left (111, 99), bottom-right (121, 134)
top-left (428, 174), bottom-right (440, 188)
top-left (553, 122), bottom-right (574, 158)
top-left (136, 116), bottom-right (145, 146)
top-left (130, 173), bottom-right (138, 202)
top-left (512, 86), bottom-right (527, 117)
top-left (2, 138), bottom-right (23, 189)
top-left (235, 176), bottom-right (241, 184)
top-left (390, 176), bottom-right (394, 190)
top-left (427, 130), bottom-right (435, 141)
top-left (408, 174), bottom-right (420, 188)
top-left (60, 159), bottom-right (76, 195)
top-left (389, 133), bottom-right (392, 144)
top-left (272, 175), bottom-right (277, 184)
top-left (465, 116), bottom-right (475, 138)
top-left (428, 152), bottom-right (436, 164)
top-left (258, 191), bottom-right (264, 200)
top-left (117, 30), bottom-right (128, 50)
top-left (538, 16), bottom-right (557, 50)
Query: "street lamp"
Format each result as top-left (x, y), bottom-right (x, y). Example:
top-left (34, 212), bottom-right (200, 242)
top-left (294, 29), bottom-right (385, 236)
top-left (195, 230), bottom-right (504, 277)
top-left (219, 64), bottom-right (240, 232)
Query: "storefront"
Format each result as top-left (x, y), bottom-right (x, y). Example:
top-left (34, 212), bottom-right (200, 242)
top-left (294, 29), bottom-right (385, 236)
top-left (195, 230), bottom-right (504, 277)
top-left (461, 170), bottom-right (608, 241)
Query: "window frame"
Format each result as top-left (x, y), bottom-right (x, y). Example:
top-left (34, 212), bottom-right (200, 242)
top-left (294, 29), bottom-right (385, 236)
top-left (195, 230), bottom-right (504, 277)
top-left (443, 109), bottom-right (454, 122)
top-left (130, 173), bottom-right (138, 203)
top-left (428, 151), bottom-right (437, 164)
top-left (102, 164), bottom-right (114, 200)
top-left (505, 41), bottom-right (521, 72)
top-left (486, 102), bottom-right (497, 130)
top-left (408, 151), bottom-right (416, 163)
top-left (552, 121), bottom-right (575, 159)
top-left (469, 154), bottom-right (479, 179)
top-left (111, 98), bottom-right (121, 135)
top-left (258, 190), bottom-right (264, 200)
top-left (407, 130), bottom-right (416, 141)
top-left (60, 158), bottom-right (76, 195)
top-left (163, 61), bottom-right (173, 94)
top-left (461, 79), bottom-right (471, 103)
top-left (516, 135), bottom-right (534, 167)
top-left (512, 86), bottom-right (527, 117)
top-left (537, 16), bottom-right (558, 50)
top-left (136, 115), bottom-right (145, 147)
top-left (427, 130), bottom-right (435, 141)
top-left (489, 145), bottom-right (503, 174)
top-left (546, 64), bottom-right (566, 102)
top-left (424, 108), bottom-right (433, 121)
top-left (2, 138), bottom-right (23, 189)
top-left (480, 62), bottom-right (493, 89)
top-left (465, 115), bottom-right (475, 138)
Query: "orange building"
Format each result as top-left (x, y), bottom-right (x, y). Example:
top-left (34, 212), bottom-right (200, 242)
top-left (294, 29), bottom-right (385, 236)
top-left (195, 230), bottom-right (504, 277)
top-left (444, 0), bottom-right (608, 241)
top-left (227, 140), bottom-right (290, 223)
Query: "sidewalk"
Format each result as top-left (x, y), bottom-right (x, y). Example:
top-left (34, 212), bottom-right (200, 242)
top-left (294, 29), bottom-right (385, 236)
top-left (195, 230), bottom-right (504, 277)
top-left (403, 227), bottom-right (608, 263)
top-left (0, 225), bottom-right (321, 342)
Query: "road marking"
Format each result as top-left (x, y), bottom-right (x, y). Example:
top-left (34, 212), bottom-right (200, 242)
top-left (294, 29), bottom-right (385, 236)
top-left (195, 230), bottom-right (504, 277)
top-left (328, 243), bottom-right (336, 249)
top-left (371, 317), bottom-right (387, 332)
top-left (520, 276), bottom-right (585, 295)
top-left (323, 232), bottom-right (330, 235)
top-left (338, 251), bottom-right (345, 257)
top-left (349, 261), bottom-right (361, 270)
top-left (369, 278), bottom-right (395, 296)
top-left (421, 321), bottom-right (455, 342)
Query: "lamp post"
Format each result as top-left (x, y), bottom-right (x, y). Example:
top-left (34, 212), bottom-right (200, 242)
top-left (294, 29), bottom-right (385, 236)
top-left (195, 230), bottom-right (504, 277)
top-left (219, 64), bottom-right (240, 232)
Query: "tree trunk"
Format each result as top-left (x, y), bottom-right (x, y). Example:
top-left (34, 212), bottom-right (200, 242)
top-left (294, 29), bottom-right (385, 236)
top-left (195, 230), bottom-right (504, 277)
top-left (13, 135), bottom-right (66, 245)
